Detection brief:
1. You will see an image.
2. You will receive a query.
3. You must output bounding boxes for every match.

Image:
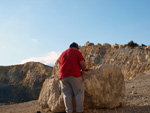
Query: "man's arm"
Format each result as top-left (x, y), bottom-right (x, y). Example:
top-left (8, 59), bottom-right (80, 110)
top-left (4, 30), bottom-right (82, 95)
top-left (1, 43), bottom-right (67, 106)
top-left (79, 60), bottom-right (86, 74)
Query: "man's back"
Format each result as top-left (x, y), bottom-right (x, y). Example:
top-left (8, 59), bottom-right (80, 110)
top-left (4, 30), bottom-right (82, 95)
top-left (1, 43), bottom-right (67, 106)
top-left (59, 48), bottom-right (85, 79)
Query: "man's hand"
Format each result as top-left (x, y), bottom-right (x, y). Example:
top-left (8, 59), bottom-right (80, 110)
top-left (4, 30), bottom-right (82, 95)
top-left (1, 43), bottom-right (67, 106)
top-left (81, 70), bottom-right (85, 75)
top-left (79, 60), bottom-right (86, 71)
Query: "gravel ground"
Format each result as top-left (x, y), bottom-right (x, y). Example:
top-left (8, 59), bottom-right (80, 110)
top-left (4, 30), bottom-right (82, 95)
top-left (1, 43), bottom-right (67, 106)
top-left (0, 71), bottom-right (150, 113)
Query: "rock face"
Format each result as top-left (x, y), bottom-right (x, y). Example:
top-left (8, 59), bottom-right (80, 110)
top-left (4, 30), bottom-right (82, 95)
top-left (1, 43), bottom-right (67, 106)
top-left (79, 42), bottom-right (150, 80)
top-left (38, 65), bottom-right (125, 112)
top-left (0, 62), bottom-right (52, 103)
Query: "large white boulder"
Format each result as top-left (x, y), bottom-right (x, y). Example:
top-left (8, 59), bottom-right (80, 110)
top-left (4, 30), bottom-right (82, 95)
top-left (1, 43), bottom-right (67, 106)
top-left (38, 65), bottom-right (125, 112)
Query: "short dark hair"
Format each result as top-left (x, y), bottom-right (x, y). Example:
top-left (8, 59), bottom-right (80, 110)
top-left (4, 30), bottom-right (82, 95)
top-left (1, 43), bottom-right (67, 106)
top-left (70, 42), bottom-right (79, 50)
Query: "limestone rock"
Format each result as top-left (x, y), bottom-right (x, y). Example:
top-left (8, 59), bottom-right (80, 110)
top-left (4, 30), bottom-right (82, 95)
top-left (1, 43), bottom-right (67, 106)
top-left (103, 43), bottom-right (111, 48)
top-left (84, 65), bottom-right (125, 109)
top-left (97, 43), bottom-right (102, 48)
top-left (119, 45), bottom-right (125, 48)
top-left (38, 65), bottom-right (125, 112)
top-left (0, 62), bottom-right (52, 103)
top-left (38, 76), bottom-right (65, 111)
top-left (112, 44), bottom-right (119, 49)
top-left (85, 41), bottom-right (94, 46)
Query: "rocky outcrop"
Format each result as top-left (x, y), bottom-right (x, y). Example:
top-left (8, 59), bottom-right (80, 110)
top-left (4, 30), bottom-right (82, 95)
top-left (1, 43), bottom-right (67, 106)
top-left (80, 42), bottom-right (150, 80)
top-left (38, 65), bottom-right (125, 112)
top-left (0, 62), bottom-right (52, 103)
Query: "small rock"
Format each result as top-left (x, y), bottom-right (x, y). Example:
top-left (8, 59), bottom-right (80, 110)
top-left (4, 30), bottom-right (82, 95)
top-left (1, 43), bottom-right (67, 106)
top-left (85, 41), bottom-right (94, 46)
top-left (131, 86), bottom-right (135, 88)
top-left (103, 43), bottom-right (111, 48)
top-left (131, 90), bottom-right (137, 95)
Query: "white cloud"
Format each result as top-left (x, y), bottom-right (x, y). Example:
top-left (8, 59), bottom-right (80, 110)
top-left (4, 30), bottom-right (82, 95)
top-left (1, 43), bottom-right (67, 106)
top-left (32, 38), bottom-right (38, 43)
top-left (20, 51), bottom-right (61, 66)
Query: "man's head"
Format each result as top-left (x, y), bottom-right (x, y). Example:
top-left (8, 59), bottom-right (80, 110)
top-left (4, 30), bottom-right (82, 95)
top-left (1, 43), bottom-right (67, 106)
top-left (70, 42), bottom-right (79, 50)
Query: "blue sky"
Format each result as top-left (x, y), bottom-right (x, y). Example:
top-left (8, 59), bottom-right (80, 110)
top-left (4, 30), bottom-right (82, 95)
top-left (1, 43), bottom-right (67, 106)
top-left (0, 0), bottom-right (150, 66)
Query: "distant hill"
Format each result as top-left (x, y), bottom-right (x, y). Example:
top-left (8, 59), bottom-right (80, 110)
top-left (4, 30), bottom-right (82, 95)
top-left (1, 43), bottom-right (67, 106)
top-left (0, 62), bottom-right (53, 103)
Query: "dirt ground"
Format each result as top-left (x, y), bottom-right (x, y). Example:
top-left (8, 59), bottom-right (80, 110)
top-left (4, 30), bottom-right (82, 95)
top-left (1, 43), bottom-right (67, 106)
top-left (0, 71), bottom-right (150, 113)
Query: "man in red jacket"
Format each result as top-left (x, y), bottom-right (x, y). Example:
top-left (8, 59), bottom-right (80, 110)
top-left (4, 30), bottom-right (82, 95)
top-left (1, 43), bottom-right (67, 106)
top-left (59, 42), bottom-right (86, 113)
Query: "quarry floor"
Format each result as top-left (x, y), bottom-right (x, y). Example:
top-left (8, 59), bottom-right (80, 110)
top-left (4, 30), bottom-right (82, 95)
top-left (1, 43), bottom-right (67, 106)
top-left (0, 71), bottom-right (150, 113)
